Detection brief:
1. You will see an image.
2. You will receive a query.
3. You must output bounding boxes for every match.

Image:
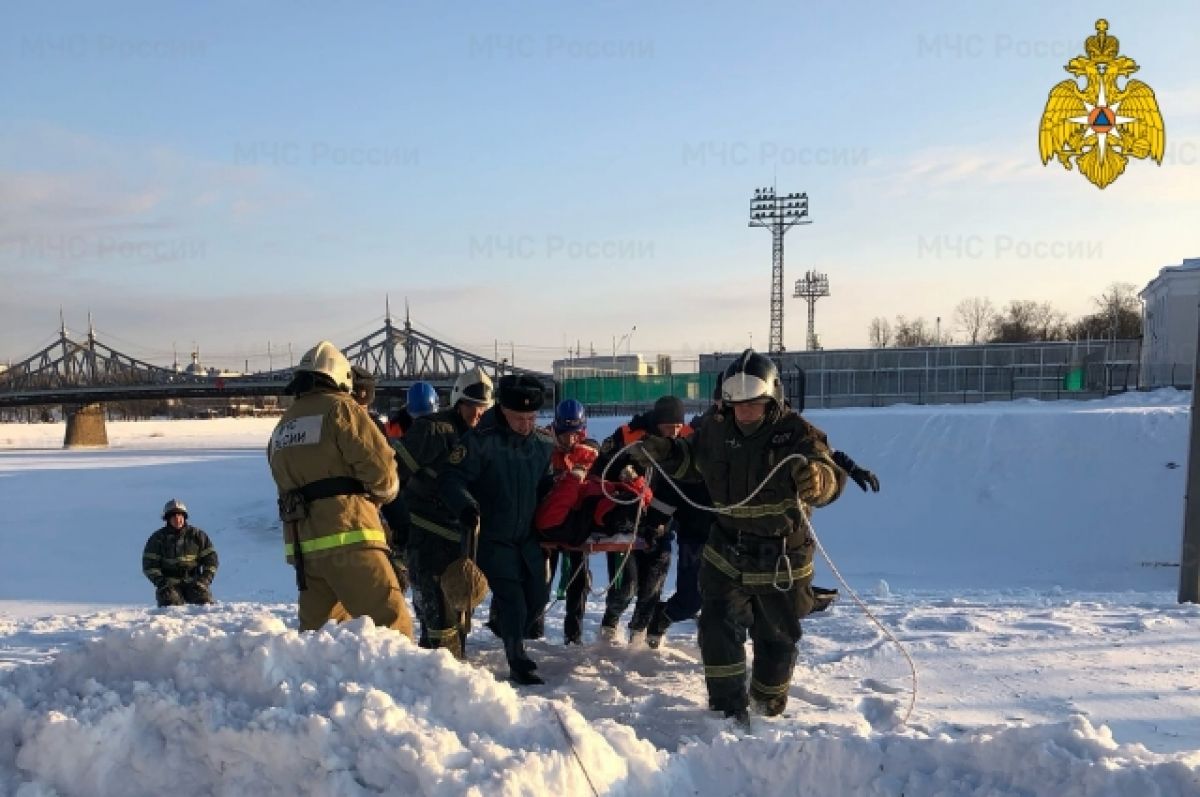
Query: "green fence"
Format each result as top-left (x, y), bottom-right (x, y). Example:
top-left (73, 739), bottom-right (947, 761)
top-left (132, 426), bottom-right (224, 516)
top-left (561, 373), bottom-right (719, 406)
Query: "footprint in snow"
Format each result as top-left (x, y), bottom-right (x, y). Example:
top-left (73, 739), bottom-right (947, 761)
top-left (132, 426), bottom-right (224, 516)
top-left (862, 677), bottom-right (905, 695)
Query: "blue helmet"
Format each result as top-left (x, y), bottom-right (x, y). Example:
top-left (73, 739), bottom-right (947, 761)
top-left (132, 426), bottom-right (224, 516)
top-left (553, 398), bottom-right (586, 435)
top-left (406, 382), bottom-right (439, 418)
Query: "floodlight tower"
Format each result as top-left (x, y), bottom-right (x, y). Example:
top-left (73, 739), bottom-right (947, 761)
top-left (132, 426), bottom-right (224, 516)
top-left (749, 187), bottom-right (810, 354)
top-left (793, 270), bottom-right (830, 351)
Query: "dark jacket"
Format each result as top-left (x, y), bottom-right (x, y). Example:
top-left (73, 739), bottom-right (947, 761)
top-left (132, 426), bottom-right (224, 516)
top-left (142, 525), bottom-right (218, 588)
top-left (589, 410), bottom-right (657, 481)
top-left (591, 410), bottom-right (693, 539)
top-left (396, 406), bottom-right (472, 544)
top-left (440, 406), bottom-right (554, 580)
top-left (676, 405), bottom-right (844, 540)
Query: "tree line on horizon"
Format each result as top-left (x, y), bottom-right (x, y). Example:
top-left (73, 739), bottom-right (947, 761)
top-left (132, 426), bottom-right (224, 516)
top-left (866, 283), bottom-right (1143, 348)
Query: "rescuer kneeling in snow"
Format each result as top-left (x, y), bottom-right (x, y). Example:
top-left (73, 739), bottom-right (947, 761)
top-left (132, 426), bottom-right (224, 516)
top-left (142, 498), bottom-right (219, 606)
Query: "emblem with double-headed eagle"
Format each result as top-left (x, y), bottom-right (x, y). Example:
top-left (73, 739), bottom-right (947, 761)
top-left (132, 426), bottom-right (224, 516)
top-left (1038, 19), bottom-right (1165, 189)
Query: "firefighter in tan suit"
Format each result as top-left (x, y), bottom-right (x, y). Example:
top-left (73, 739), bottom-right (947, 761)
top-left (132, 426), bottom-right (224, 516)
top-left (267, 340), bottom-right (414, 637)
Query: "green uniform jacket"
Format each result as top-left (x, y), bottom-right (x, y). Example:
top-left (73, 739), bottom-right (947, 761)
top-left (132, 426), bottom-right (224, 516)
top-left (394, 406), bottom-right (472, 545)
top-left (440, 407), bottom-right (554, 581)
top-left (267, 388), bottom-right (399, 563)
top-left (142, 525), bottom-right (218, 587)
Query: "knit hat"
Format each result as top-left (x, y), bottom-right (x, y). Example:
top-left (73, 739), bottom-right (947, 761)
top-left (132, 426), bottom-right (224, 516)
top-left (498, 374), bottom-right (545, 412)
top-left (652, 395), bottom-right (685, 426)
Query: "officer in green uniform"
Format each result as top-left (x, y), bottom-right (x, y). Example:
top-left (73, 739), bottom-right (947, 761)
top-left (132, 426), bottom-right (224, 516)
top-left (440, 374), bottom-right (554, 685)
top-left (634, 350), bottom-right (845, 722)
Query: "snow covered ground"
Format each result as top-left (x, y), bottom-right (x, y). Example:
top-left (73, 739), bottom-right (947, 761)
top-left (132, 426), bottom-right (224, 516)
top-left (1, 391), bottom-right (1197, 795)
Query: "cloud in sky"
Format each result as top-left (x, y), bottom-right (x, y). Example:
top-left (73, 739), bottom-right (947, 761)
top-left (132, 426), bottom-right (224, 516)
top-left (3, 5), bottom-right (1198, 370)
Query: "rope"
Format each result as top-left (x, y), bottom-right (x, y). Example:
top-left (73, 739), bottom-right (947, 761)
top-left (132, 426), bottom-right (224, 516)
top-left (599, 437), bottom-right (919, 725)
top-left (552, 704), bottom-right (601, 797)
top-left (799, 510), bottom-right (918, 725)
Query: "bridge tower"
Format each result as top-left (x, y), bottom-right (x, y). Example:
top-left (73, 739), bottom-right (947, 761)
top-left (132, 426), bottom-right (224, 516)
top-left (63, 315), bottom-right (108, 447)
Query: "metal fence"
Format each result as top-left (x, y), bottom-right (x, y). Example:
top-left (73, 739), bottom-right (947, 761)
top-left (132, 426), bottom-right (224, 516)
top-left (568, 340), bottom-right (1190, 415)
top-left (561, 372), bottom-right (718, 417)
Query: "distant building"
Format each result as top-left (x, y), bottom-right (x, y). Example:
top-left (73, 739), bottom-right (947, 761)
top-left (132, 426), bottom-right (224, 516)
top-left (1141, 256), bottom-right (1200, 387)
top-left (552, 353), bottom-right (650, 381)
top-left (176, 351), bottom-right (242, 378)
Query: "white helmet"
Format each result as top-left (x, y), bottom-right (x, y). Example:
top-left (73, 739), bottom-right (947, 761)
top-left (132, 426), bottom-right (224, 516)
top-left (295, 341), bottom-right (353, 392)
top-left (722, 349), bottom-right (782, 406)
top-left (450, 367), bottom-right (494, 407)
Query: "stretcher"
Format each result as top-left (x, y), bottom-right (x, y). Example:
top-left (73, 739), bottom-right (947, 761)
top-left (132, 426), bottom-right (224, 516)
top-left (539, 532), bottom-right (647, 553)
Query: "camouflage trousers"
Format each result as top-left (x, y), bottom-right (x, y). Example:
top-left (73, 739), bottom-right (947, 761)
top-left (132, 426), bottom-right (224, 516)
top-left (408, 531), bottom-right (465, 659)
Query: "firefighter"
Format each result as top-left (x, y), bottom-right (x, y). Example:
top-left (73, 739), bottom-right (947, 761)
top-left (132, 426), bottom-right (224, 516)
top-left (267, 340), bottom-right (413, 637)
top-left (633, 350), bottom-right (845, 722)
top-left (142, 498), bottom-right (218, 606)
top-left (400, 367), bottom-right (493, 659)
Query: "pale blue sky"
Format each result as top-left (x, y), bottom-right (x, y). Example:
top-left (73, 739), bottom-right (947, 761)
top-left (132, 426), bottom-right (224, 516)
top-left (2, 1), bottom-right (1197, 370)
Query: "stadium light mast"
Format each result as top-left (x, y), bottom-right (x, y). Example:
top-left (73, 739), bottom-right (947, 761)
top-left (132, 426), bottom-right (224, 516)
top-left (793, 270), bottom-right (830, 351)
top-left (749, 187), bottom-right (810, 354)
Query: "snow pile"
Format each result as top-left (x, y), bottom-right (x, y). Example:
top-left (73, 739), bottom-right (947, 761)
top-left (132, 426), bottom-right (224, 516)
top-left (0, 609), bottom-right (666, 796)
top-left (2, 608), bottom-right (1198, 796)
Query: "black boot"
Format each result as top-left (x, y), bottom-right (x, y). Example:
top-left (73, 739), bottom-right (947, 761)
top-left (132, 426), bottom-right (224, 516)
top-left (810, 586), bottom-right (839, 613)
top-left (509, 657), bottom-right (544, 685)
top-left (646, 601), bottom-right (670, 648)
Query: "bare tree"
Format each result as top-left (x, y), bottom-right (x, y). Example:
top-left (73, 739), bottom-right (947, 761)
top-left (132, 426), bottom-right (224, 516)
top-left (868, 317), bottom-right (892, 348)
top-left (954, 297), bottom-right (995, 345)
top-left (1032, 301), bottom-right (1069, 340)
top-left (894, 315), bottom-right (936, 347)
top-left (989, 299), bottom-right (1068, 342)
top-left (1067, 282), bottom-right (1143, 340)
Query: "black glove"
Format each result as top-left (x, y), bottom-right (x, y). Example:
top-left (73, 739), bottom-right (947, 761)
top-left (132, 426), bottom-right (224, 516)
top-left (639, 521), bottom-right (667, 543)
top-left (460, 505), bottom-right (480, 532)
top-left (832, 450), bottom-right (880, 493)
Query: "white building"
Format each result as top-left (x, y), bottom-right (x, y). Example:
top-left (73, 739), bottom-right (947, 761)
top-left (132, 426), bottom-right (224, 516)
top-left (552, 353), bottom-right (650, 381)
top-left (1140, 256), bottom-right (1200, 387)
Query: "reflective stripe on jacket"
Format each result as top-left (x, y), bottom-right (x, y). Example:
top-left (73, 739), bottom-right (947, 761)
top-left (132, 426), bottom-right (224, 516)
top-left (267, 388), bottom-right (398, 562)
